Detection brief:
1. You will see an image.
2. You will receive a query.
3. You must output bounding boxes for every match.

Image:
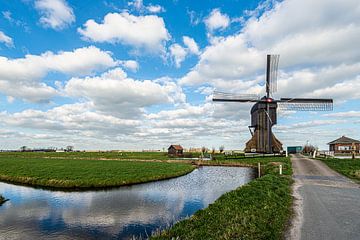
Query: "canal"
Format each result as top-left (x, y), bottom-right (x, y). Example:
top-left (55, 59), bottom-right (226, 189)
top-left (0, 166), bottom-right (255, 239)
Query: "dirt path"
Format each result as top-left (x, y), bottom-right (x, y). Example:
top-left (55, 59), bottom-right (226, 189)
top-left (288, 154), bottom-right (360, 240)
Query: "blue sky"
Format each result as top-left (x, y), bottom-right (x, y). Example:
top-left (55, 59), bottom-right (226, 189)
top-left (0, 0), bottom-right (359, 150)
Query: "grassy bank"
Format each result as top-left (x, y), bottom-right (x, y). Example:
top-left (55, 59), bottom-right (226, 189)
top-left (319, 157), bottom-right (360, 182)
top-left (0, 157), bottom-right (195, 189)
top-left (152, 156), bottom-right (293, 240)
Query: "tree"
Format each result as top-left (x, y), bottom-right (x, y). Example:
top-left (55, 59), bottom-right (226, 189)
top-left (20, 146), bottom-right (27, 152)
top-left (219, 145), bottom-right (225, 153)
top-left (66, 146), bottom-right (74, 152)
top-left (201, 146), bottom-right (207, 154)
top-left (302, 144), bottom-right (316, 154)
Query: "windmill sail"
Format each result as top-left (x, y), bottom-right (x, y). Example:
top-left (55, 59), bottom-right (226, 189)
top-left (212, 91), bottom-right (260, 102)
top-left (266, 54), bottom-right (280, 96)
top-left (278, 98), bottom-right (333, 111)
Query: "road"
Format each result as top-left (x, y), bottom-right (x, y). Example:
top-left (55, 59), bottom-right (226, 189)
top-left (288, 154), bottom-right (360, 240)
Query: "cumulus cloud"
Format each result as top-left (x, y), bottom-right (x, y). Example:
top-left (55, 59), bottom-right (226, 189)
top-left (128, 0), bottom-right (165, 13)
top-left (181, 0), bottom-right (360, 103)
top-left (147, 5), bottom-right (165, 13)
top-left (0, 30), bottom-right (13, 47)
top-left (0, 46), bottom-right (117, 102)
top-left (204, 9), bottom-right (230, 32)
top-left (78, 12), bottom-right (170, 53)
top-left (34, 0), bottom-right (75, 30)
top-left (0, 102), bottom-right (141, 145)
top-left (169, 44), bottom-right (187, 68)
top-left (169, 37), bottom-right (200, 68)
top-left (183, 36), bottom-right (200, 55)
top-left (119, 60), bottom-right (139, 72)
top-left (63, 68), bottom-right (185, 117)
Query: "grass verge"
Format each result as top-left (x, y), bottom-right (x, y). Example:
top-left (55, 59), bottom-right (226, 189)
top-left (0, 157), bottom-right (195, 189)
top-left (152, 156), bottom-right (293, 240)
top-left (318, 157), bottom-right (360, 183)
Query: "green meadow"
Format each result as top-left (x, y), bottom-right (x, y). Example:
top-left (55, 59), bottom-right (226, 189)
top-left (0, 155), bottom-right (194, 189)
top-left (320, 157), bottom-right (360, 182)
top-left (0, 151), bottom-right (170, 161)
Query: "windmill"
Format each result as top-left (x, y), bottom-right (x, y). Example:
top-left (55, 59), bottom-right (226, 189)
top-left (213, 55), bottom-right (333, 154)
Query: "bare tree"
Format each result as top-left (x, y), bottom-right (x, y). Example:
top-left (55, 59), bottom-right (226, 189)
top-left (302, 144), bottom-right (316, 154)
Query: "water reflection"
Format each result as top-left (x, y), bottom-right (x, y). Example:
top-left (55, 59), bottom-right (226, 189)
top-left (0, 166), bottom-right (254, 239)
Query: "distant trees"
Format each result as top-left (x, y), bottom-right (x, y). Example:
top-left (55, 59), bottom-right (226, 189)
top-left (201, 146), bottom-right (207, 155)
top-left (66, 146), bottom-right (74, 152)
top-left (219, 145), bottom-right (225, 153)
top-left (302, 144), bottom-right (316, 154)
top-left (20, 146), bottom-right (27, 152)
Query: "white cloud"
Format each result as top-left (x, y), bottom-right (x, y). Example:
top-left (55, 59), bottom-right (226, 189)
top-left (78, 12), bottom-right (170, 53)
top-left (324, 111), bottom-right (360, 118)
top-left (180, 34), bottom-right (263, 86)
top-left (0, 46), bottom-right (117, 102)
top-left (0, 81), bottom-right (57, 103)
top-left (169, 44), bottom-right (187, 68)
top-left (0, 30), bottom-right (13, 47)
top-left (0, 103), bottom-right (141, 140)
top-left (129, 0), bottom-right (144, 11)
top-left (169, 37), bottom-right (200, 68)
top-left (119, 60), bottom-right (139, 72)
top-left (204, 9), bottom-right (230, 32)
top-left (147, 5), bottom-right (165, 13)
top-left (183, 36), bottom-right (200, 55)
top-left (181, 0), bottom-right (360, 103)
top-left (35, 0), bottom-right (75, 30)
top-left (128, 0), bottom-right (165, 14)
top-left (187, 10), bottom-right (201, 26)
top-left (63, 68), bottom-right (185, 117)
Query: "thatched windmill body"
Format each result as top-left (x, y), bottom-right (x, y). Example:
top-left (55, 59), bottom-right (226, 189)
top-left (213, 55), bottom-right (333, 154)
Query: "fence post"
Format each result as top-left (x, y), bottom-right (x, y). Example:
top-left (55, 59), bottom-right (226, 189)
top-left (279, 164), bottom-right (282, 175)
top-left (258, 162), bottom-right (261, 178)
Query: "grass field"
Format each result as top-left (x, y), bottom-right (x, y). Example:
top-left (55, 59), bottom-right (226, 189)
top-left (0, 151), bottom-right (170, 161)
top-left (319, 157), bottom-right (360, 182)
top-left (0, 157), bottom-right (195, 189)
top-left (152, 156), bottom-right (293, 240)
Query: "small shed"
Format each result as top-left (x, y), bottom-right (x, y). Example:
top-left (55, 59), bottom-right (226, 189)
top-left (168, 145), bottom-right (183, 156)
top-left (328, 136), bottom-right (360, 154)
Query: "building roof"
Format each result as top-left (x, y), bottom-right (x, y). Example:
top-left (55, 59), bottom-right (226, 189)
top-left (168, 145), bottom-right (183, 150)
top-left (327, 136), bottom-right (360, 145)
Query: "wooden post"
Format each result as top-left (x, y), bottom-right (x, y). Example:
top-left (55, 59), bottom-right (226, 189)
top-left (258, 162), bottom-right (261, 178)
top-left (279, 164), bottom-right (282, 175)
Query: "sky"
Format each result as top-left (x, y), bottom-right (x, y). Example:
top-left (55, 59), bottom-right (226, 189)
top-left (0, 0), bottom-right (360, 151)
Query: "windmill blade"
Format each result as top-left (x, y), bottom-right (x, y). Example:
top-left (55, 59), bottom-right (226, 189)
top-left (212, 91), bottom-right (260, 102)
top-left (278, 98), bottom-right (333, 111)
top-left (266, 54), bottom-right (280, 96)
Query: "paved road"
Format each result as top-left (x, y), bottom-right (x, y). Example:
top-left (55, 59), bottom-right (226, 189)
top-left (288, 154), bottom-right (360, 240)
